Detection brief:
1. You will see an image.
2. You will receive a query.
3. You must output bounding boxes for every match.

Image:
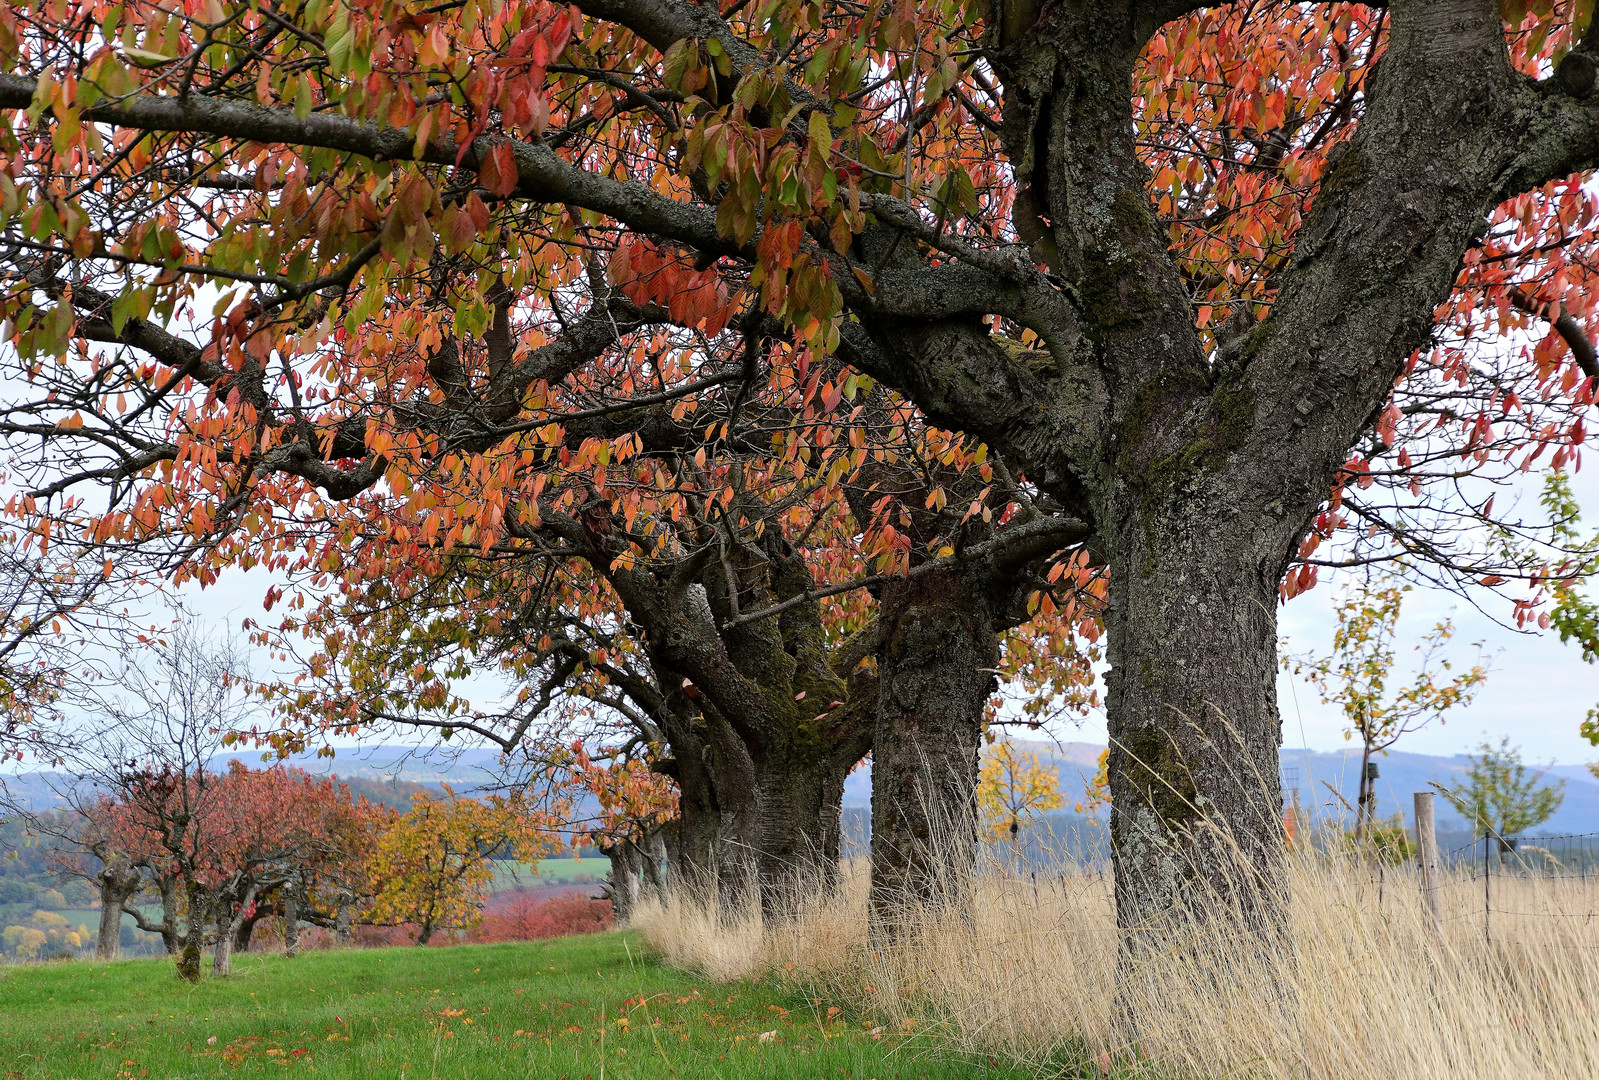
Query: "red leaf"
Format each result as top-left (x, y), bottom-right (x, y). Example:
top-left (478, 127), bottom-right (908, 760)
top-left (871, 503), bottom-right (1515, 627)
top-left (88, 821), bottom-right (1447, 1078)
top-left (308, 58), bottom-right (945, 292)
top-left (479, 142), bottom-right (518, 197)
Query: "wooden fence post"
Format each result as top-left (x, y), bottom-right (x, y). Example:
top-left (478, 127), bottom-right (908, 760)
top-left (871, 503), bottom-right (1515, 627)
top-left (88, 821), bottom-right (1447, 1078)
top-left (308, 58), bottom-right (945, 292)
top-left (1414, 791), bottom-right (1442, 939)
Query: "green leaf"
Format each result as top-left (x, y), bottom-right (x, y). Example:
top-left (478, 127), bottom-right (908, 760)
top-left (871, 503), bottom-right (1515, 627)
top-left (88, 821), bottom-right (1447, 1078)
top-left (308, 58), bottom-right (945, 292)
top-left (326, 19), bottom-right (354, 75)
top-left (808, 110), bottom-right (831, 155)
top-left (122, 46), bottom-right (173, 67)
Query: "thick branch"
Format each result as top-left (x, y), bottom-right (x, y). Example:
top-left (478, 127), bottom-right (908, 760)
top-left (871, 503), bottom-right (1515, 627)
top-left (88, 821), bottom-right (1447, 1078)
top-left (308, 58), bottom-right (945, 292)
top-left (0, 74), bottom-right (733, 258)
top-left (722, 513), bottom-right (1089, 629)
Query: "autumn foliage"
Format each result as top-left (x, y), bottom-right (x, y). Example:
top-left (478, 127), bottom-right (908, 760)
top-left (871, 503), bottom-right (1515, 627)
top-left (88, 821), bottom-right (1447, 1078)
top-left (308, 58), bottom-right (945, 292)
top-left (13, 0), bottom-right (1599, 942)
top-left (470, 890), bottom-right (614, 943)
top-left (976, 740), bottom-right (1063, 845)
top-left (365, 789), bottom-right (562, 945)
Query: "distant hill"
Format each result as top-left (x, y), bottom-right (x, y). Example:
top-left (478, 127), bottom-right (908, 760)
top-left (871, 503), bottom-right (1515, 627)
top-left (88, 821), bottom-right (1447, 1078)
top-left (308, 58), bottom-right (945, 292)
top-left (11, 738), bottom-right (1595, 834)
top-left (205, 744), bottom-right (510, 787)
top-left (1280, 745), bottom-right (1599, 834)
top-left (0, 749), bottom-right (462, 814)
top-left (0, 772), bottom-right (73, 813)
top-left (846, 738), bottom-right (1599, 835)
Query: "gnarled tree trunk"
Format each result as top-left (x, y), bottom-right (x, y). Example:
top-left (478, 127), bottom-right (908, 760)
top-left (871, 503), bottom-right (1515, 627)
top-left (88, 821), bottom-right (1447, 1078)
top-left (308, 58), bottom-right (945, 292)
top-left (869, 568), bottom-right (999, 932)
top-left (96, 859), bottom-right (142, 961)
top-left (1100, 509), bottom-right (1287, 937)
top-left (655, 684), bottom-right (760, 903)
top-left (749, 742), bottom-right (860, 911)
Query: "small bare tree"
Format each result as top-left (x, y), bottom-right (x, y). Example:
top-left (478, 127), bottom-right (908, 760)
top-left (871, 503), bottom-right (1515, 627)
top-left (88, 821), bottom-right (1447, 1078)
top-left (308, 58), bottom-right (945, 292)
top-left (1289, 578), bottom-right (1488, 841)
top-left (28, 627), bottom-right (254, 975)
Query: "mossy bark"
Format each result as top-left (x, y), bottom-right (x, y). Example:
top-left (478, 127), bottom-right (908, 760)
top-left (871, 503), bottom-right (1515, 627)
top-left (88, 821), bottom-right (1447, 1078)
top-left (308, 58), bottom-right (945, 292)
top-left (1101, 513), bottom-right (1286, 934)
top-left (868, 568), bottom-right (999, 934)
top-left (176, 882), bottom-right (207, 981)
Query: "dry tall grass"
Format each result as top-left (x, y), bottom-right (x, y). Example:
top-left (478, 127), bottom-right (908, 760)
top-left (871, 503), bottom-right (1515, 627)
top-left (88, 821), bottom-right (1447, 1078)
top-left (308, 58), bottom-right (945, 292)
top-left (633, 839), bottom-right (1599, 1079)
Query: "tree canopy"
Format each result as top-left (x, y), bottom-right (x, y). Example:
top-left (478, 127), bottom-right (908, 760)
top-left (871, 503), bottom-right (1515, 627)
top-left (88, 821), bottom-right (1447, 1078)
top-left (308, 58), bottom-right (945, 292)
top-left (9, 0), bottom-right (1599, 940)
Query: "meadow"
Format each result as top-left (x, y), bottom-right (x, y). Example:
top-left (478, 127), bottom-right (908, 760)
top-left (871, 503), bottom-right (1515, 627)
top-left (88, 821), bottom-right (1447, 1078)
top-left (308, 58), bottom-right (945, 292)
top-left (10, 843), bottom-right (1599, 1080)
top-left (0, 931), bottom-right (1031, 1080)
top-left (489, 857), bottom-right (612, 891)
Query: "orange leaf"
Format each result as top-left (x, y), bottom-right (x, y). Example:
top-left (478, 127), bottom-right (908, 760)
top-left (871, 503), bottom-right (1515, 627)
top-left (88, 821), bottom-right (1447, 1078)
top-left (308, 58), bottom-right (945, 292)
top-left (480, 142), bottom-right (519, 197)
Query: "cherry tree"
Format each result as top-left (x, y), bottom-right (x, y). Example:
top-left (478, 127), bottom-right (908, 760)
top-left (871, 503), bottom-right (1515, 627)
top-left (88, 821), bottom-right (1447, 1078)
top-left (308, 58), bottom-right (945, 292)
top-left (10, 0), bottom-right (1599, 950)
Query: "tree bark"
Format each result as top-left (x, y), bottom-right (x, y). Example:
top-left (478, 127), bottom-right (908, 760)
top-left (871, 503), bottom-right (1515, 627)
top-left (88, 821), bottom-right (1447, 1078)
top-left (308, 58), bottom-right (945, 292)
top-left (868, 568), bottom-right (999, 933)
top-left (655, 687), bottom-right (760, 902)
top-left (639, 828), bottom-right (670, 899)
top-left (121, 872), bottom-right (182, 955)
top-left (157, 875), bottom-right (181, 954)
top-left (605, 842), bottom-right (643, 925)
top-left (1101, 515), bottom-right (1286, 938)
top-left (333, 891), bottom-right (353, 946)
top-left (213, 879), bottom-right (258, 977)
top-left (1356, 741), bottom-right (1376, 841)
top-left (95, 860), bottom-right (142, 961)
top-left (282, 876), bottom-right (302, 957)
top-left (233, 907), bottom-right (264, 954)
top-left (748, 748), bottom-right (854, 911)
top-left (176, 882), bottom-right (208, 982)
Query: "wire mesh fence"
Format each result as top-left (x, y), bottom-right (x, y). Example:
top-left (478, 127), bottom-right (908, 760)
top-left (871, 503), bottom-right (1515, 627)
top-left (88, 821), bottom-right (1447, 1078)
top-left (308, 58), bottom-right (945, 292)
top-left (996, 805), bottom-right (1599, 953)
top-left (1425, 828), bottom-right (1599, 948)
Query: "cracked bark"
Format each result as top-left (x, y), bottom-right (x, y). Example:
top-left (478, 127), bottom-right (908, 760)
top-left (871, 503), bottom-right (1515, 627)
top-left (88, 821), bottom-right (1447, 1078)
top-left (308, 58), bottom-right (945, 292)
top-left (868, 567), bottom-right (998, 934)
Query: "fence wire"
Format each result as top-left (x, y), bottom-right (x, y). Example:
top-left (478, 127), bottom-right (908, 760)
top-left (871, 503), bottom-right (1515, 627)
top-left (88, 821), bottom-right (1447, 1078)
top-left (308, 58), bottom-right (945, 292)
top-left (1430, 828), bottom-right (1599, 949)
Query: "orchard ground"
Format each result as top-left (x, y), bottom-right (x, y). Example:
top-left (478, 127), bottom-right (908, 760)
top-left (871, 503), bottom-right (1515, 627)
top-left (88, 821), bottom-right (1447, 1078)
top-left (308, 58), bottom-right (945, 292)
top-left (0, 931), bottom-right (1033, 1080)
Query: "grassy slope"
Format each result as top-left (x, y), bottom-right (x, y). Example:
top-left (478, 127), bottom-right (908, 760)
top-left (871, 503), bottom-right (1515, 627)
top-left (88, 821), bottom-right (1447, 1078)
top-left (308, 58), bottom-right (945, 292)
top-left (0, 933), bottom-right (1030, 1080)
top-left (490, 857), bottom-right (612, 891)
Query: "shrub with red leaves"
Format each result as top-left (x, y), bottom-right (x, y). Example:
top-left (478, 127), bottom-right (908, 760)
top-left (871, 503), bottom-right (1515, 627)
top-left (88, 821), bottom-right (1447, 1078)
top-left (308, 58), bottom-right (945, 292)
top-left (470, 890), bottom-right (613, 943)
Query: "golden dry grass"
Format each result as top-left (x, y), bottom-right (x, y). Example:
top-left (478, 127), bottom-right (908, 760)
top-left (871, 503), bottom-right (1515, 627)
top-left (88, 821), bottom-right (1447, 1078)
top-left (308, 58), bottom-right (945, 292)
top-left (634, 840), bottom-right (1599, 1079)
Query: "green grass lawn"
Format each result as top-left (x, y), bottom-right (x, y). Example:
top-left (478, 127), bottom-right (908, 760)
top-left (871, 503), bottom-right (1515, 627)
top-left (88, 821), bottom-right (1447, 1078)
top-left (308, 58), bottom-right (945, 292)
top-left (0, 932), bottom-right (1033, 1079)
top-left (489, 857), bottom-right (611, 892)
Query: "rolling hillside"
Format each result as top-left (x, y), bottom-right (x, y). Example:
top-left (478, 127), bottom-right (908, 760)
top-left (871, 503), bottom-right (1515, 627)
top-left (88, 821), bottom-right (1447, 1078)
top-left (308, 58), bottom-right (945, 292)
top-left (12, 738), bottom-right (1594, 834)
top-left (846, 738), bottom-right (1599, 834)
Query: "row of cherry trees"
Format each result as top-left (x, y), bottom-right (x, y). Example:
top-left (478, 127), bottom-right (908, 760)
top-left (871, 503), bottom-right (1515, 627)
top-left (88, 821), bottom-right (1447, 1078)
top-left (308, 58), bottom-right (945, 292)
top-left (13, 0), bottom-right (1599, 972)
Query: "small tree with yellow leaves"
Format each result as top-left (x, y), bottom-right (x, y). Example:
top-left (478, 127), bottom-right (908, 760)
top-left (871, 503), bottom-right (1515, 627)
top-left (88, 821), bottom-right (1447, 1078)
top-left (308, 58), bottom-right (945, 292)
top-left (1076, 749), bottom-right (1111, 815)
top-left (977, 741), bottom-right (1063, 867)
top-left (367, 790), bottom-right (559, 945)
